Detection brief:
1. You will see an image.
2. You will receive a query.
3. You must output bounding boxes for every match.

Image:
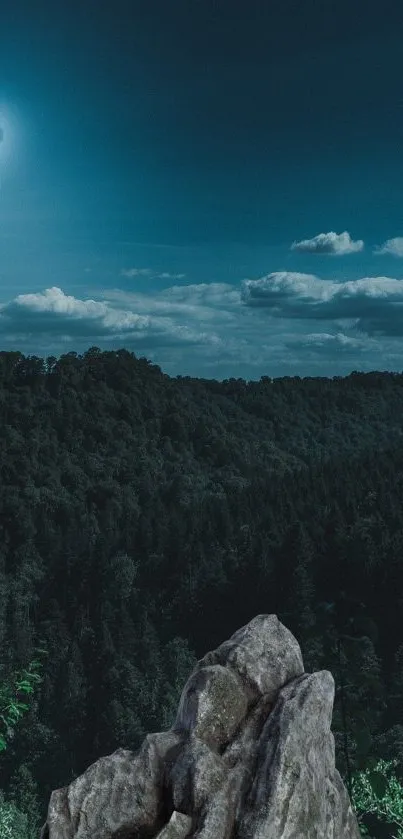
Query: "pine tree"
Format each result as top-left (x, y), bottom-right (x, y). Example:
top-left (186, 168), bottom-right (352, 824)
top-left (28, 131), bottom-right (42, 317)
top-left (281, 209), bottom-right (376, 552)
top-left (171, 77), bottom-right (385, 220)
top-left (316, 596), bottom-right (387, 799)
top-left (278, 520), bottom-right (324, 672)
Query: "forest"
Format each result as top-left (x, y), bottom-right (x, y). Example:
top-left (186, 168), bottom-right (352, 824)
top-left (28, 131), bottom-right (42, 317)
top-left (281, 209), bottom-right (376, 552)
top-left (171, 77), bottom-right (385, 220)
top-left (0, 346), bottom-right (403, 837)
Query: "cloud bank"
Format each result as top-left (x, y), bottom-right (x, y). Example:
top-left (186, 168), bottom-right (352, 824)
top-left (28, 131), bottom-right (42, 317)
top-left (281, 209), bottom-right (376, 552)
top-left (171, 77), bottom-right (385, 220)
top-left (1, 270), bottom-right (403, 379)
top-left (291, 231), bottom-right (364, 255)
top-left (240, 272), bottom-right (403, 335)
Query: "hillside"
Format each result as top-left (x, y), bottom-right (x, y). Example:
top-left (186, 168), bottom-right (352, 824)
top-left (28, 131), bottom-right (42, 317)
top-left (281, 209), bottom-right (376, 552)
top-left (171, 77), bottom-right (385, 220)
top-left (0, 347), bottom-right (402, 838)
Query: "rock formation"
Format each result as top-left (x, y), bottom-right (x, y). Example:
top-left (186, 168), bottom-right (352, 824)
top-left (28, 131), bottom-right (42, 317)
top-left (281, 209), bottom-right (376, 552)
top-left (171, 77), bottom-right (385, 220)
top-left (40, 614), bottom-right (362, 838)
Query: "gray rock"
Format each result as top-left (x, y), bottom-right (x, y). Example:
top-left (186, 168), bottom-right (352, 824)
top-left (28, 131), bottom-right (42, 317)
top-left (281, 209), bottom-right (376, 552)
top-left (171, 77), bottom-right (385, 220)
top-left (40, 614), bottom-right (361, 839)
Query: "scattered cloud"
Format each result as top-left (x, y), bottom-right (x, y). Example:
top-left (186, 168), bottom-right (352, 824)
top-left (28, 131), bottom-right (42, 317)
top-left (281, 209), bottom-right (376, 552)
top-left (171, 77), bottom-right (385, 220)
top-left (291, 231), bottom-right (364, 255)
top-left (120, 268), bottom-right (186, 280)
top-left (284, 332), bottom-right (367, 353)
top-left (374, 237), bottom-right (403, 257)
top-left (120, 268), bottom-right (153, 277)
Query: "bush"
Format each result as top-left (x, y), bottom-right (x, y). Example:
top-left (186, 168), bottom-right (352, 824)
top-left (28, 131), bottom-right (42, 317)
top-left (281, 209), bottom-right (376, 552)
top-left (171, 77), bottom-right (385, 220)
top-left (0, 790), bottom-right (29, 839)
top-left (351, 758), bottom-right (403, 838)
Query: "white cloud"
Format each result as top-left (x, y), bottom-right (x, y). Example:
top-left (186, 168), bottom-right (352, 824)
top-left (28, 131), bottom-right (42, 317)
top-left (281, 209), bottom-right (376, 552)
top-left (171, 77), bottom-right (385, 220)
top-left (291, 231), bottom-right (364, 255)
top-left (0, 286), bottom-right (227, 347)
top-left (241, 272), bottom-right (403, 335)
top-left (374, 237), bottom-right (403, 257)
top-left (120, 268), bottom-right (186, 280)
top-left (120, 268), bottom-right (153, 277)
top-left (96, 283), bottom-right (239, 320)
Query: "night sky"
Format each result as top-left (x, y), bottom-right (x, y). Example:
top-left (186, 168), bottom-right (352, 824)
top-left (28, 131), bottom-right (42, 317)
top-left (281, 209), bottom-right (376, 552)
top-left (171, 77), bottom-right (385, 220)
top-left (1, 0), bottom-right (403, 380)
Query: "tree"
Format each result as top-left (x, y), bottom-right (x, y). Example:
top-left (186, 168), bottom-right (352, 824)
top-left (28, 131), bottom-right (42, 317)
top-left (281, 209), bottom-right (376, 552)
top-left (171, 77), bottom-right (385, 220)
top-left (278, 520), bottom-right (321, 672)
top-left (315, 597), bottom-right (386, 800)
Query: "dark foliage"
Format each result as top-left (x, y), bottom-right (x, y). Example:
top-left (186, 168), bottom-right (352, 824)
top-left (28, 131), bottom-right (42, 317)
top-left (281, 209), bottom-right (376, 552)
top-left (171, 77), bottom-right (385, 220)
top-left (0, 347), bottom-right (402, 832)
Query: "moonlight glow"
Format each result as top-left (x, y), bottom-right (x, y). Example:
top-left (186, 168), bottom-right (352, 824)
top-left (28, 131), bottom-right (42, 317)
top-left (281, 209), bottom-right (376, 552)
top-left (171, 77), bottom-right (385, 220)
top-left (0, 101), bottom-right (24, 177)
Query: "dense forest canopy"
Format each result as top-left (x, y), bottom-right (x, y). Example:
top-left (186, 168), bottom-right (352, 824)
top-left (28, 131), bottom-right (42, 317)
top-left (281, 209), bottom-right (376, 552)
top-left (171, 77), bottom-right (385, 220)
top-left (0, 346), bottom-right (402, 837)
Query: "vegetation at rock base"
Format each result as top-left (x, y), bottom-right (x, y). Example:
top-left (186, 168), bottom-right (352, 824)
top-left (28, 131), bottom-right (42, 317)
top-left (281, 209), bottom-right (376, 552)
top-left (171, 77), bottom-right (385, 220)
top-left (0, 651), bottom-right (47, 839)
top-left (351, 759), bottom-right (403, 838)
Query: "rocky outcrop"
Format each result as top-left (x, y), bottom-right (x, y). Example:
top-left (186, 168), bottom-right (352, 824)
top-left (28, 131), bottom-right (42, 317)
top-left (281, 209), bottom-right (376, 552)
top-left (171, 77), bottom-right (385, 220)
top-left (40, 614), bottom-right (362, 838)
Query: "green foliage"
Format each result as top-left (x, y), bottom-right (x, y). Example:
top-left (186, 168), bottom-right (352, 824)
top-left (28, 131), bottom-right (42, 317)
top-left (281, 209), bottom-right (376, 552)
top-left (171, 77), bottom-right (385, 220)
top-left (5, 765), bottom-right (44, 839)
top-left (0, 645), bottom-right (48, 753)
top-left (0, 647), bottom-right (48, 839)
top-left (351, 758), bottom-right (403, 838)
top-left (0, 789), bottom-right (29, 839)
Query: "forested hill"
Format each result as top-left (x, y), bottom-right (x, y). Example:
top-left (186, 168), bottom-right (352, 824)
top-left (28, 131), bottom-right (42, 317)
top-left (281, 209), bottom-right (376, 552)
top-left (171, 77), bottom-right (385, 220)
top-left (1, 346), bottom-right (403, 838)
top-left (2, 348), bottom-right (403, 485)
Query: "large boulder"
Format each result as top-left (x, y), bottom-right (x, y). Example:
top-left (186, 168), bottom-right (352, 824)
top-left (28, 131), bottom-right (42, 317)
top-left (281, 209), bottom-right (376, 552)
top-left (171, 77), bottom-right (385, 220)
top-left (40, 614), bottom-right (362, 838)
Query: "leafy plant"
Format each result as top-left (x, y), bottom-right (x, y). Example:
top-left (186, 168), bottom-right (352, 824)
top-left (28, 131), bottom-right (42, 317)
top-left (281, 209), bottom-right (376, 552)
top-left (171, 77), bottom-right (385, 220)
top-left (350, 758), bottom-right (403, 838)
top-left (0, 644), bottom-right (48, 753)
top-left (0, 644), bottom-right (49, 839)
top-left (0, 790), bottom-right (30, 839)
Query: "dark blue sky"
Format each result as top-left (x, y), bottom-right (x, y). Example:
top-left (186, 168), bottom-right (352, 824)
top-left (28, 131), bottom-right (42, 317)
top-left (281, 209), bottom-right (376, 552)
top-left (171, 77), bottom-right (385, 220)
top-left (1, 0), bottom-right (403, 380)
